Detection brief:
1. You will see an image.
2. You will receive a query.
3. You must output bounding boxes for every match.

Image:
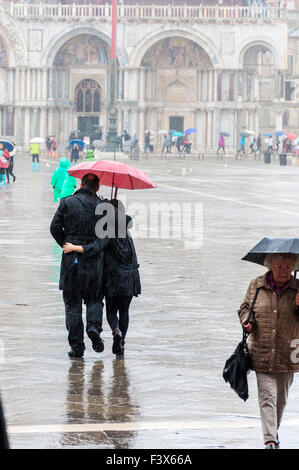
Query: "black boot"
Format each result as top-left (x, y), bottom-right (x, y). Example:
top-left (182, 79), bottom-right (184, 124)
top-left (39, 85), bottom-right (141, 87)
top-left (112, 328), bottom-right (122, 355)
top-left (68, 348), bottom-right (84, 358)
top-left (87, 326), bottom-right (104, 353)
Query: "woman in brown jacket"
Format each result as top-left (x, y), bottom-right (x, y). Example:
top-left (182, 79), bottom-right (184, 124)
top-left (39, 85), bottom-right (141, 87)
top-left (238, 253), bottom-right (299, 449)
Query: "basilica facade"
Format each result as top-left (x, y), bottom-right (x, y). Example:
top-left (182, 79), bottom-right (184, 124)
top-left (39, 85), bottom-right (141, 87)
top-left (0, 1), bottom-right (298, 152)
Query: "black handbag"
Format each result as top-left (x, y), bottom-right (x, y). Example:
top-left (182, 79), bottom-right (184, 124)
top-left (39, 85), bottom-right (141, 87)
top-left (223, 287), bottom-right (260, 401)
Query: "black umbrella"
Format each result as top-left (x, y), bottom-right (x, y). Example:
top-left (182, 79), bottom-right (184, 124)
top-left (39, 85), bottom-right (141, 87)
top-left (242, 237), bottom-right (299, 269)
top-left (220, 132), bottom-right (230, 137)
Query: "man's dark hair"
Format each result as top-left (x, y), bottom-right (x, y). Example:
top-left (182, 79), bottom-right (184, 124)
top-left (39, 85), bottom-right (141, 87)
top-left (81, 173), bottom-right (100, 192)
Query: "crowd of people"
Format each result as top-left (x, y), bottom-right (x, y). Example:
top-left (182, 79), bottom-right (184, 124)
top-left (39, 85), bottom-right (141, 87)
top-left (232, 132), bottom-right (299, 160)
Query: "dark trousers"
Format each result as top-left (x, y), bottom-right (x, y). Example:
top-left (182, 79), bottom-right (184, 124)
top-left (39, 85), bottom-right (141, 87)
top-left (6, 163), bottom-right (15, 182)
top-left (31, 154), bottom-right (40, 162)
top-left (0, 395), bottom-right (9, 449)
top-left (63, 290), bottom-right (104, 353)
top-left (105, 295), bottom-right (133, 340)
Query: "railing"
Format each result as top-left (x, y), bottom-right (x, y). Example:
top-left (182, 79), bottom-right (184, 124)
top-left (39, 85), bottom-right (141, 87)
top-left (9, 3), bottom-right (286, 21)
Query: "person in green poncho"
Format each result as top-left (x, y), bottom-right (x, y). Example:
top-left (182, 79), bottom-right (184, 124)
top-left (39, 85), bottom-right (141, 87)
top-left (84, 149), bottom-right (97, 162)
top-left (60, 173), bottom-right (77, 199)
top-left (51, 157), bottom-right (74, 202)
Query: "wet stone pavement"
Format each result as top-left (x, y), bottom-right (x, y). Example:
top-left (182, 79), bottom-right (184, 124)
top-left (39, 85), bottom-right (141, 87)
top-left (1, 153), bottom-right (299, 449)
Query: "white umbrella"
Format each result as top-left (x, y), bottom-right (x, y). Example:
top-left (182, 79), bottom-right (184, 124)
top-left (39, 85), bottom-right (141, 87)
top-left (243, 130), bottom-right (255, 135)
top-left (92, 140), bottom-right (104, 149)
top-left (30, 137), bottom-right (44, 143)
top-left (145, 130), bottom-right (155, 134)
top-left (158, 130), bottom-right (168, 134)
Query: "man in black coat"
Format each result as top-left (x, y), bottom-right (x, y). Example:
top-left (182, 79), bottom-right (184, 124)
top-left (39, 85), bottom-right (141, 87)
top-left (50, 173), bottom-right (107, 358)
top-left (62, 199), bottom-right (141, 357)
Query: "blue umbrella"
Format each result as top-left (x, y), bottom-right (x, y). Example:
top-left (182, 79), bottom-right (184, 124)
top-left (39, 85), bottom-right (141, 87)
top-left (184, 128), bottom-right (197, 135)
top-left (274, 131), bottom-right (285, 137)
top-left (263, 133), bottom-right (273, 137)
top-left (70, 139), bottom-right (85, 147)
top-left (0, 140), bottom-right (14, 152)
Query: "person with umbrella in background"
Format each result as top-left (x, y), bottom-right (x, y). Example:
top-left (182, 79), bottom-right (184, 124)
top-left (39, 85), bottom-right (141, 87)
top-left (0, 143), bottom-right (9, 186)
top-left (62, 199), bottom-right (141, 357)
top-left (266, 135), bottom-right (273, 154)
top-left (238, 238), bottom-right (299, 448)
top-left (161, 132), bottom-right (173, 157)
top-left (236, 134), bottom-right (246, 157)
top-left (249, 137), bottom-right (256, 155)
top-left (70, 143), bottom-right (80, 166)
top-left (217, 134), bottom-right (226, 158)
top-left (144, 131), bottom-right (151, 154)
top-left (256, 134), bottom-right (262, 158)
top-left (51, 136), bottom-right (57, 158)
top-left (29, 141), bottom-right (40, 171)
top-left (6, 142), bottom-right (16, 183)
top-left (50, 173), bottom-right (108, 358)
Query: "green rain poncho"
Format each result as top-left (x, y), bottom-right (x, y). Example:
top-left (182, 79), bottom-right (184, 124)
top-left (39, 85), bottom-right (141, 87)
top-left (51, 158), bottom-right (73, 202)
top-left (84, 149), bottom-right (97, 161)
top-left (60, 173), bottom-right (76, 199)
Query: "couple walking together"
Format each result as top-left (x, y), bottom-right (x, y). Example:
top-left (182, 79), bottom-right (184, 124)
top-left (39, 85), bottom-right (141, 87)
top-left (50, 173), bottom-right (141, 358)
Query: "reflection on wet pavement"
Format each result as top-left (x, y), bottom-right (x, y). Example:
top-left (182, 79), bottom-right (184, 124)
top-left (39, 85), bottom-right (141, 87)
top-left (2, 156), bottom-right (299, 448)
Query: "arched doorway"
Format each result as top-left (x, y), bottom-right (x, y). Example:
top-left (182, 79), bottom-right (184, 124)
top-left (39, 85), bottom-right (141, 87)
top-left (75, 79), bottom-right (101, 143)
top-left (140, 36), bottom-right (212, 145)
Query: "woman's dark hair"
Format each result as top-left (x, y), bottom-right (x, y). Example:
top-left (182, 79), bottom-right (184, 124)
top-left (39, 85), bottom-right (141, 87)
top-left (81, 173), bottom-right (99, 192)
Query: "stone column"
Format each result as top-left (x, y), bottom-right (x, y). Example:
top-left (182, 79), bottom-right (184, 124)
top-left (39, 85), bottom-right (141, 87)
top-left (20, 69), bottom-right (25, 100)
top-left (48, 69), bottom-right (54, 100)
top-left (42, 69), bottom-right (48, 101)
top-left (197, 70), bottom-right (202, 101)
top-left (7, 69), bottom-right (15, 104)
top-left (214, 70), bottom-right (218, 102)
top-left (15, 68), bottom-right (20, 101)
top-left (138, 109), bottom-right (145, 150)
top-left (123, 70), bottom-right (130, 100)
top-left (6, 106), bottom-right (14, 136)
top-left (24, 107), bottom-right (31, 145)
top-left (202, 71), bottom-right (208, 102)
top-left (254, 109), bottom-right (259, 137)
top-left (275, 111), bottom-right (283, 132)
top-left (40, 107), bottom-right (47, 140)
top-left (139, 68), bottom-right (145, 102)
top-left (26, 69), bottom-right (31, 101)
top-left (117, 108), bottom-right (122, 136)
top-left (32, 107), bottom-right (39, 137)
top-left (123, 108), bottom-right (129, 132)
top-left (207, 110), bottom-right (212, 149)
top-left (48, 107), bottom-right (54, 136)
top-left (208, 70), bottom-right (213, 101)
top-left (15, 107), bottom-right (23, 145)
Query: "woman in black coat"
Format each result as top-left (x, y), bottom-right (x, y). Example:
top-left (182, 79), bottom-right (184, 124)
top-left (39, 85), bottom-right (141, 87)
top-left (63, 199), bottom-right (141, 356)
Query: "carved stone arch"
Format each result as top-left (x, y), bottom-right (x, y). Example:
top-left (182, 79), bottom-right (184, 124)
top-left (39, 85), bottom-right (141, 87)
top-left (0, 7), bottom-right (27, 66)
top-left (44, 26), bottom-right (128, 68)
top-left (238, 39), bottom-right (280, 70)
top-left (130, 27), bottom-right (220, 68)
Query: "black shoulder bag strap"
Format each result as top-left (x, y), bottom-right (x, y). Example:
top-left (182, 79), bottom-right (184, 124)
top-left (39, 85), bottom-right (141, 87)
top-left (243, 286), bottom-right (261, 342)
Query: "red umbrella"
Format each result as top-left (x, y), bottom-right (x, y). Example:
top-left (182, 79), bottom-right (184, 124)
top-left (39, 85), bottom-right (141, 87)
top-left (287, 133), bottom-right (296, 140)
top-left (68, 160), bottom-right (156, 197)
